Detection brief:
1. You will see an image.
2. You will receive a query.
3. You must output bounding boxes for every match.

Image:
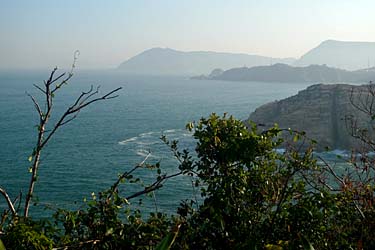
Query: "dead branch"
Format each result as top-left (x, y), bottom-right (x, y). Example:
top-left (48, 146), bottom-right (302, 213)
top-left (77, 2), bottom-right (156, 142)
top-left (108, 153), bottom-right (151, 199)
top-left (0, 187), bottom-right (17, 217)
top-left (126, 171), bottom-right (183, 200)
top-left (40, 86), bottom-right (122, 149)
top-left (317, 155), bottom-right (346, 188)
top-left (107, 152), bottom-right (185, 202)
top-left (23, 62), bottom-right (122, 217)
top-left (27, 93), bottom-right (43, 118)
top-left (349, 84), bottom-right (375, 117)
top-left (52, 239), bottom-right (101, 250)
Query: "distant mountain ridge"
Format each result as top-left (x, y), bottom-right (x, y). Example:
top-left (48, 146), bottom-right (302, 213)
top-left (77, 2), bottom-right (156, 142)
top-left (118, 40), bottom-right (375, 75)
top-left (118, 48), bottom-right (295, 75)
top-left (192, 63), bottom-right (375, 83)
top-left (295, 40), bottom-right (375, 70)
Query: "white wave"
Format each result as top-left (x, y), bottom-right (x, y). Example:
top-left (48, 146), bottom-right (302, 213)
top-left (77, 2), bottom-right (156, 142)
top-left (329, 149), bottom-right (349, 157)
top-left (136, 140), bottom-right (160, 146)
top-left (118, 136), bottom-right (138, 145)
top-left (181, 132), bottom-right (193, 137)
top-left (139, 131), bottom-right (155, 137)
top-left (163, 129), bottom-right (176, 133)
top-left (136, 149), bottom-right (151, 157)
top-left (275, 148), bottom-right (286, 154)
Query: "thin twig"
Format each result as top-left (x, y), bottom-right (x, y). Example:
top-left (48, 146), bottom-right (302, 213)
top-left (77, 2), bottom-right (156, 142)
top-left (27, 93), bottom-right (43, 118)
top-left (33, 84), bottom-right (46, 94)
top-left (40, 87), bottom-right (122, 148)
top-left (126, 171), bottom-right (183, 200)
top-left (0, 187), bottom-right (17, 217)
top-left (108, 153), bottom-right (151, 199)
top-left (318, 155), bottom-right (346, 187)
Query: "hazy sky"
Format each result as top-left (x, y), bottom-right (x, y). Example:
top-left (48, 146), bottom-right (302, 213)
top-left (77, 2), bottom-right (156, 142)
top-left (1, 0), bottom-right (375, 69)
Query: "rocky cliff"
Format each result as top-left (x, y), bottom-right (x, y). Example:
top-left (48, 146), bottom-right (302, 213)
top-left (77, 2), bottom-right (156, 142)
top-left (248, 84), bottom-right (375, 150)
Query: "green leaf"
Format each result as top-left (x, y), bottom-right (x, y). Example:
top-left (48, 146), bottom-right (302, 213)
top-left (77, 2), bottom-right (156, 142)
top-left (0, 239), bottom-right (5, 250)
top-left (156, 233), bottom-right (174, 250)
top-left (105, 228), bottom-right (114, 236)
top-left (186, 122), bottom-right (194, 131)
top-left (301, 236), bottom-right (315, 250)
top-left (265, 244), bottom-right (282, 250)
top-left (156, 225), bottom-right (180, 250)
top-left (293, 134), bottom-right (299, 142)
top-left (28, 156), bottom-right (33, 162)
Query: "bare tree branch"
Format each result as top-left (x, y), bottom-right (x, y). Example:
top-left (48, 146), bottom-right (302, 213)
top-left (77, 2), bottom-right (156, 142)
top-left (78, 86), bottom-right (100, 106)
top-left (52, 239), bottom-right (101, 250)
top-left (126, 171), bottom-right (183, 200)
top-left (69, 87), bottom-right (122, 113)
top-left (51, 73), bottom-right (73, 94)
top-left (33, 84), bottom-right (46, 94)
top-left (71, 85), bottom-right (95, 108)
top-left (318, 155), bottom-right (346, 188)
top-left (40, 87), bottom-right (122, 149)
top-left (23, 55), bottom-right (122, 217)
top-left (0, 187), bottom-right (17, 217)
top-left (59, 113), bottom-right (79, 126)
top-left (50, 72), bottom-right (66, 85)
top-left (27, 93), bottom-right (43, 118)
top-left (108, 153), bottom-right (151, 199)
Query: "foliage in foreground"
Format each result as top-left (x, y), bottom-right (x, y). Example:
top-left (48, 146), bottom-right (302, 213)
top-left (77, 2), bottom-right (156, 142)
top-left (1, 113), bottom-right (375, 249)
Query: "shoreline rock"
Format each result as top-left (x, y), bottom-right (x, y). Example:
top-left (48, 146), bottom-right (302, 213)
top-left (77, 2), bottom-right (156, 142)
top-left (247, 83), bottom-right (375, 151)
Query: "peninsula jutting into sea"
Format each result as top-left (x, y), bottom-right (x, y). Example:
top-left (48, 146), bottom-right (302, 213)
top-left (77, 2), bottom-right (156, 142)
top-left (191, 63), bottom-right (375, 83)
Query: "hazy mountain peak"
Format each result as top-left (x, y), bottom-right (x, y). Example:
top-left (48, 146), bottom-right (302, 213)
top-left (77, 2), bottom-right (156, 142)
top-left (295, 40), bottom-right (375, 70)
top-left (118, 48), bottom-right (295, 76)
top-left (140, 47), bottom-right (179, 55)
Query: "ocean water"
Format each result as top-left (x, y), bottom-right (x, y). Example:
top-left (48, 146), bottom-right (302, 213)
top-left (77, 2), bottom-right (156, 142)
top-left (0, 69), bottom-right (314, 217)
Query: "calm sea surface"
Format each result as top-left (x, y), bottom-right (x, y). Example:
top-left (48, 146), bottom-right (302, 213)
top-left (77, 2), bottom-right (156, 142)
top-left (0, 69), bottom-right (315, 217)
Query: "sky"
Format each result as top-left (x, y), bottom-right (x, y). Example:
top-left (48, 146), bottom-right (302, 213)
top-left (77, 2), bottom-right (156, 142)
top-left (1, 0), bottom-right (375, 69)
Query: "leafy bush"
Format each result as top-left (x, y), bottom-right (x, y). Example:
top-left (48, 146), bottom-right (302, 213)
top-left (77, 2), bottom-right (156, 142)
top-left (1, 218), bottom-right (54, 250)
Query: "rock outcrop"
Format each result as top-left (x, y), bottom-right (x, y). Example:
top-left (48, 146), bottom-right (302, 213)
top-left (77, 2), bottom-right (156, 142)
top-left (248, 84), bottom-right (375, 150)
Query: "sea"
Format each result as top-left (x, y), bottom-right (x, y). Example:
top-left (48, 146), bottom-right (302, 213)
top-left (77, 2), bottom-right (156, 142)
top-left (0, 69), bottom-right (333, 217)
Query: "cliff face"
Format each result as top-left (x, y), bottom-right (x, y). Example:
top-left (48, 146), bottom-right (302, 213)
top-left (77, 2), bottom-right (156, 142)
top-left (248, 84), bottom-right (375, 150)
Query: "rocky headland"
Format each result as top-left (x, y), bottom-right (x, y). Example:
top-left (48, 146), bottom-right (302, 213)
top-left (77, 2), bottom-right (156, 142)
top-left (248, 84), bottom-right (375, 151)
top-left (193, 64), bottom-right (375, 83)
